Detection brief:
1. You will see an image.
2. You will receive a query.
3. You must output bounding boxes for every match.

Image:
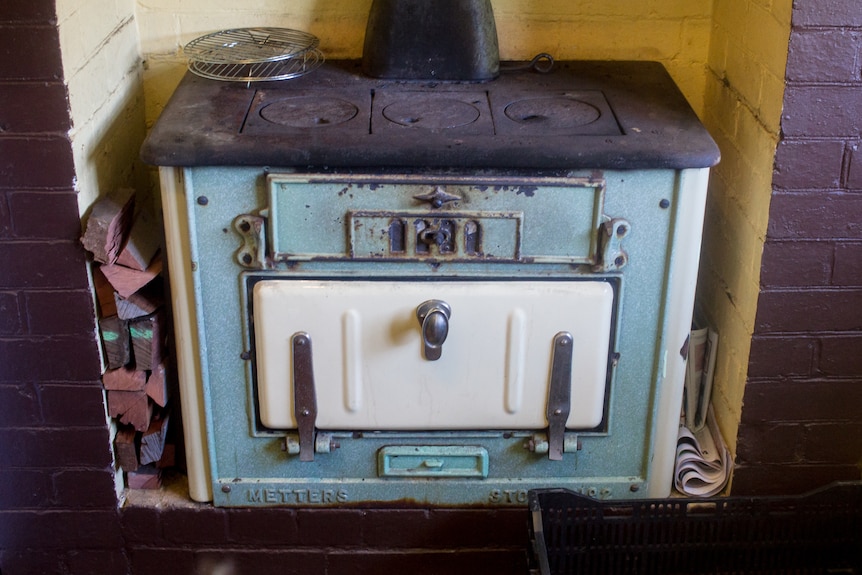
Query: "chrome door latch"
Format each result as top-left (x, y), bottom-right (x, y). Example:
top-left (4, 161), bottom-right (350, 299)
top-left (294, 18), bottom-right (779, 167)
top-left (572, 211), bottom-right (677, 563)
top-left (416, 300), bottom-right (452, 361)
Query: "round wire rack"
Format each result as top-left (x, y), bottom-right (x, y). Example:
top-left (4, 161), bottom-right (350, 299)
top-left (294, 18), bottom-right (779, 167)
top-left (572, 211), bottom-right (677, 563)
top-left (184, 27), bottom-right (324, 82)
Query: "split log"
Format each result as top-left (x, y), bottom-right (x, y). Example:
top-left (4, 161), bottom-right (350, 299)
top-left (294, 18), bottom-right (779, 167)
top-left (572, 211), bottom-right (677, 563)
top-left (114, 425), bottom-right (139, 472)
top-left (102, 366), bottom-right (147, 391)
top-left (107, 389), bottom-right (152, 432)
top-left (116, 208), bottom-right (162, 271)
top-left (100, 251), bottom-right (162, 298)
top-left (80, 188), bottom-right (135, 265)
top-left (99, 315), bottom-right (130, 369)
top-left (114, 280), bottom-right (163, 321)
top-left (115, 295), bottom-right (154, 321)
top-left (140, 414), bottom-right (170, 466)
top-left (145, 360), bottom-right (170, 407)
top-left (92, 267), bottom-right (117, 317)
top-left (130, 311), bottom-right (164, 371)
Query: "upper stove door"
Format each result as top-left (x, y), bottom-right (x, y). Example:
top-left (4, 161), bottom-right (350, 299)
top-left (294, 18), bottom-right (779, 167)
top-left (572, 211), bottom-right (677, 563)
top-left (263, 173), bottom-right (608, 266)
top-left (253, 279), bottom-right (613, 431)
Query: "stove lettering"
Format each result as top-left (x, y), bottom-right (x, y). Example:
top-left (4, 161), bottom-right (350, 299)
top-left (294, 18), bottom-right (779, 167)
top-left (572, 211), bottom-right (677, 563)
top-left (245, 488), bottom-right (349, 504)
top-left (488, 489), bottom-right (528, 504)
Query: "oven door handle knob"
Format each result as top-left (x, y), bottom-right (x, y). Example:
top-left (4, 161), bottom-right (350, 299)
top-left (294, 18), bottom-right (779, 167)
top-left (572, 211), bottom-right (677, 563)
top-left (416, 300), bottom-right (451, 361)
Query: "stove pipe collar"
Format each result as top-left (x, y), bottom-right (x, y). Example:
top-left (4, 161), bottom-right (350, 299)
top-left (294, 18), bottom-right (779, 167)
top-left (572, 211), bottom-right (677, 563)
top-left (361, 0), bottom-right (500, 82)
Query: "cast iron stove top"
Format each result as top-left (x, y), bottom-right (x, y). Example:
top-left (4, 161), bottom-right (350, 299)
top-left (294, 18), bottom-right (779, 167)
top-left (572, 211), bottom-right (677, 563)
top-left (141, 60), bottom-right (719, 170)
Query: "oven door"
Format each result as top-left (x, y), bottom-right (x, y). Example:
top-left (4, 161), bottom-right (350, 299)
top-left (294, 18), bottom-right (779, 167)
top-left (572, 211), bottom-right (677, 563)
top-left (253, 279), bottom-right (614, 431)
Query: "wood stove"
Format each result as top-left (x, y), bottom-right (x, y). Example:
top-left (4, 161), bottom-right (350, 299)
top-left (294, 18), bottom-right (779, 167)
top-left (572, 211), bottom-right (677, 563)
top-left (142, 59), bottom-right (719, 506)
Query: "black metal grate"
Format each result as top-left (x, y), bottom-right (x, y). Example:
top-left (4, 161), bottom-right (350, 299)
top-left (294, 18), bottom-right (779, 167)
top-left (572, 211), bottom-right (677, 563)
top-left (528, 483), bottom-right (862, 575)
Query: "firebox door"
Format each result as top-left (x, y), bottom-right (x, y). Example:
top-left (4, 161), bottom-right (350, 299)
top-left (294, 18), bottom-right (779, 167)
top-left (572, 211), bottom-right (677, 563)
top-left (253, 279), bottom-right (613, 431)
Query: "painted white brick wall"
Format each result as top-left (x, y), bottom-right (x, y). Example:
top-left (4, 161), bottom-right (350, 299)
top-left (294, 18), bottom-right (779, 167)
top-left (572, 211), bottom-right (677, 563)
top-left (58, 0), bottom-right (148, 213)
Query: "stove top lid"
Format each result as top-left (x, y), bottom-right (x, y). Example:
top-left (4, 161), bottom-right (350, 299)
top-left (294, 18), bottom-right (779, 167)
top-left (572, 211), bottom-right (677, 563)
top-left (141, 60), bottom-right (720, 170)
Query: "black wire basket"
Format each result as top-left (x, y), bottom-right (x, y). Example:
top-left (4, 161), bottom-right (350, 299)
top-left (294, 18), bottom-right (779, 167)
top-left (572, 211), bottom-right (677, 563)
top-left (528, 482), bottom-right (862, 575)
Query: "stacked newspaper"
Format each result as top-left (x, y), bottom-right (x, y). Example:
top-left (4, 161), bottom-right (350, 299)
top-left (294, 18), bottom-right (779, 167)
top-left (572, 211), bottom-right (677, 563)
top-left (674, 325), bottom-right (731, 497)
top-left (674, 405), bottom-right (732, 496)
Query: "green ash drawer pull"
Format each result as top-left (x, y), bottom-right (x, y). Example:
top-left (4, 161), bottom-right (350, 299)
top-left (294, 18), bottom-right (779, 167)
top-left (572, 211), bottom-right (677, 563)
top-left (378, 446), bottom-right (489, 478)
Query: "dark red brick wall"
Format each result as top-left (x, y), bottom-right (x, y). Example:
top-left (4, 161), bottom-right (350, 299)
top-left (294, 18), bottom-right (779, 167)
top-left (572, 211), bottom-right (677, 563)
top-left (734, 1), bottom-right (862, 494)
top-left (0, 1), bottom-right (125, 573)
top-left (121, 505), bottom-right (527, 574)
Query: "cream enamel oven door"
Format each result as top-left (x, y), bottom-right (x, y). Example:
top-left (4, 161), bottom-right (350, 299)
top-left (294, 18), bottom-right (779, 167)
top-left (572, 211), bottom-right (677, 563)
top-left (253, 279), bottom-right (613, 431)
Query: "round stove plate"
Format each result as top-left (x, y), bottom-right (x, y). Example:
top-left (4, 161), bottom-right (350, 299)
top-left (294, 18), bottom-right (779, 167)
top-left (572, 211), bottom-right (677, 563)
top-left (383, 99), bottom-right (481, 129)
top-left (505, 97), bottom-right (601, 128)
top-left (259, 96), bottom-right (359, 128)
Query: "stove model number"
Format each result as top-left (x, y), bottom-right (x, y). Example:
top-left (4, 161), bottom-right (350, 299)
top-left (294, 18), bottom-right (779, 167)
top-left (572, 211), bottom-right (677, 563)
top-left (488, 489), bottom-right (530, 504)
top-left (489, 486), bottom-right (612, 503)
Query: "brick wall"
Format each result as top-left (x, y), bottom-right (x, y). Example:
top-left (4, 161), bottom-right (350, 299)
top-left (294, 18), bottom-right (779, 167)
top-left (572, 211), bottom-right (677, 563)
top-left (0, 1), bottom-right (125, 572)
top-left (734, 1), bottom-right (862, 494)
top-left (121, 505), bottom-right (526, 574)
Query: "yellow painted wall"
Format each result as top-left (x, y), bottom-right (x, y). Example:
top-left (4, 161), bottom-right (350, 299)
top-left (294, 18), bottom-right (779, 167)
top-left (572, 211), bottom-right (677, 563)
top-left (699, 0), bottom-right (792, 462)
top-left (135, 0), bottom-right (714, 128)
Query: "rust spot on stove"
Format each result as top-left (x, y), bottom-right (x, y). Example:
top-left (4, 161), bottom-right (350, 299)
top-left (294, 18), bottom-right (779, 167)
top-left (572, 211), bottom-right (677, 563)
top-left (516, 186), bottom-right (538, 197)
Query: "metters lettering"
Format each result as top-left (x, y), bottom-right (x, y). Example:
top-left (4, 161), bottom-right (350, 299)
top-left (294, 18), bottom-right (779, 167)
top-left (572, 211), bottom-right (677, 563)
top-left (246, 488), bottom-right (349, 504)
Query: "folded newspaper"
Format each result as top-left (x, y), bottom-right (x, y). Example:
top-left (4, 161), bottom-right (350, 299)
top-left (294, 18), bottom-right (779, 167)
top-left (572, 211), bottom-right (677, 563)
top-left (674, 323), bottom-right (729, 497)
top-left (674, 405), bottom-right (732, 497)
top-left (684, 325), bottom-right (718, 432)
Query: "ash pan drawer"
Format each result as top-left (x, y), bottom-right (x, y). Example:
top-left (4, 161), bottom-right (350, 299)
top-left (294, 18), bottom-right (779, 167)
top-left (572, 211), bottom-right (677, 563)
top-left (266, 173), bottom-right (605, 264)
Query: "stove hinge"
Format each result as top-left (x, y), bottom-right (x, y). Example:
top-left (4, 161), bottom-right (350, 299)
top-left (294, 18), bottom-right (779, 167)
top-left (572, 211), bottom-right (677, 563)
top-left (593, 217), bottom-right (630, 272)
top-left (233, 214), bottom-right (269, 269)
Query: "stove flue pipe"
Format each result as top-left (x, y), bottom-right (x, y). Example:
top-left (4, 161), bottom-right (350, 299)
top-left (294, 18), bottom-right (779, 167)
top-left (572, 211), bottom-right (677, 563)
top-left (362, 0), bottom-right (500, 81)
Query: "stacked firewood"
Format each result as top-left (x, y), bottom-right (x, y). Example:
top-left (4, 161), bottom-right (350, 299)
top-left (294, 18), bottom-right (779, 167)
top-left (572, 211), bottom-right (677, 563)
top-left (81, 188), bottom-right (175, 489)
